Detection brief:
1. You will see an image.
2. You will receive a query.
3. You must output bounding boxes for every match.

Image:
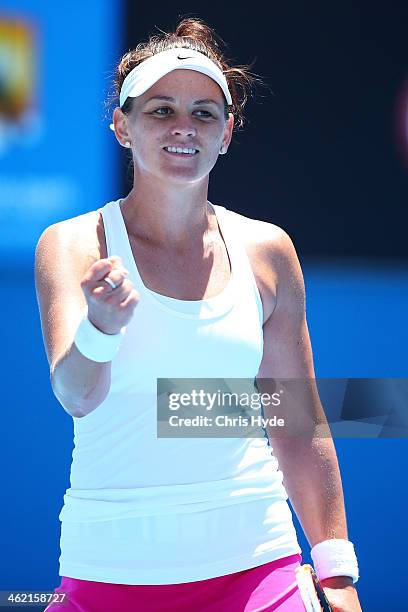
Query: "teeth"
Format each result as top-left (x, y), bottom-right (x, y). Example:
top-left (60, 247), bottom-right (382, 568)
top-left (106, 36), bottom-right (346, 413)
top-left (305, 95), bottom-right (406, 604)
top-left (165, 146), bottom-right (197, 154)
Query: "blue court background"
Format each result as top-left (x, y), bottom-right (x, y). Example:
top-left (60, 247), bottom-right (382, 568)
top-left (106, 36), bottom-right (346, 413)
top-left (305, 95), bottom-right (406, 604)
top-left (1, 2), bottom-right (407, 611)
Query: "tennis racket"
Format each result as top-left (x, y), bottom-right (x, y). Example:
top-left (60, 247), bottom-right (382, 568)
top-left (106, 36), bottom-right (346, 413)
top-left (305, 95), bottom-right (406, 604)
top-left (295, 564), bottom-right (334, 611)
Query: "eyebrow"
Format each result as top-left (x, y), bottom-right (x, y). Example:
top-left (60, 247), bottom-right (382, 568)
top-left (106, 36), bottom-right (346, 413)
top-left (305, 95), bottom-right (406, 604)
top-left (143, 95), bottom-right (221, 107)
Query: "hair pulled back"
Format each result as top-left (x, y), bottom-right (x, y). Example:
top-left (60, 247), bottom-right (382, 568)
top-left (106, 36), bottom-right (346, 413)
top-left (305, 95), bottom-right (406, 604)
top-left (111, 16), bottom-right (263, 131)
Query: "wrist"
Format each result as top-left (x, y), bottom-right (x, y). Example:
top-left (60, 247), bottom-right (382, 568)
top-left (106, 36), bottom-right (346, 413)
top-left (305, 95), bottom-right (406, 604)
top-left (311, 538), bottom-right (359, 585)
top-left (320, 575), bottom-right (355, 589)
top-left (74, 307), bottom-right (127, 362)
top-left (88, 317), bottom-right (122, 335)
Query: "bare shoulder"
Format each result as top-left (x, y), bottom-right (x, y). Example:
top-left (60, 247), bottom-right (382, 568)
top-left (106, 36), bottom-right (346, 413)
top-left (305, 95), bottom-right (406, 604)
top-left (226, 208), bottom-right (296, 257)
top-left (35, 209), bottom-right (106, 273)
top-left (225, 208), bottom-right (303, 322)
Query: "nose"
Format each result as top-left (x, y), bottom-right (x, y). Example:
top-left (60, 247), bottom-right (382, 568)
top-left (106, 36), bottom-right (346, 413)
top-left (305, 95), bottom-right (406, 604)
top-left (171, 119), bottom-right (197, 139)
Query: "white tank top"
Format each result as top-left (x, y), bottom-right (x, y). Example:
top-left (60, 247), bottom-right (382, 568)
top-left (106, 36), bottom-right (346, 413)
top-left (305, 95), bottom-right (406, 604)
top-left (58, 198), bottom-right (301, 584)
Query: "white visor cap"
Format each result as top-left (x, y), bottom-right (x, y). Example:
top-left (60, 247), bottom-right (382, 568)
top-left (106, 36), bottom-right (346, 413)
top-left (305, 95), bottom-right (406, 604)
top-left (119, 47), bottom-right (233, 108)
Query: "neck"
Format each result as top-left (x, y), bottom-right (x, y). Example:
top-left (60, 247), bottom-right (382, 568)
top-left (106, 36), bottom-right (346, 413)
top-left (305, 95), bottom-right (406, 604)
top-left (120, 173), bottom-right (215, 249)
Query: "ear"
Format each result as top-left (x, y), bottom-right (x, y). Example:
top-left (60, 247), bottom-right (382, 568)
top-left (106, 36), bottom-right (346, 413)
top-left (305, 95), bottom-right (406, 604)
top-left (221, 112), bottom-right (234, 154)
top-left (112, 107), bottom-right (131, 147)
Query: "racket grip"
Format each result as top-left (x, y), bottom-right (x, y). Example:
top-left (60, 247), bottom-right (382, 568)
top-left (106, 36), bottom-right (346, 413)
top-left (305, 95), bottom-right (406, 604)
top-left (295, 564), bottom-right (334, 611)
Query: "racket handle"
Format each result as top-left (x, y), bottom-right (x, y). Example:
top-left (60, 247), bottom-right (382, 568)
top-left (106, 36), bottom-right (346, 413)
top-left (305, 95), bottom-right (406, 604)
top-left (295, 564), bottom-right (334, 611)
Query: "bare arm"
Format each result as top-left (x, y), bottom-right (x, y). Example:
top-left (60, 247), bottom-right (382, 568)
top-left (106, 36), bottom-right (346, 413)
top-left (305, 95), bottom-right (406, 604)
top-left (255, 228), bottom-right (350, 562)
top-left (34, 219), bottom-right (136, 418)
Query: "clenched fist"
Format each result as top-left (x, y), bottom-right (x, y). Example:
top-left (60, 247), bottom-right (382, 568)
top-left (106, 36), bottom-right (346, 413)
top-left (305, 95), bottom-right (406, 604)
top-left (80, 255), bottom-right (140, 335)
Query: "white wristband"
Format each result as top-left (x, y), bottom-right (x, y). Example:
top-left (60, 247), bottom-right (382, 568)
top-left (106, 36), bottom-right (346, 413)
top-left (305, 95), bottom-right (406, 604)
top-left (74, 309), bottom-right (126, 363)
top-left (311, 538), bottom-right (359, 584)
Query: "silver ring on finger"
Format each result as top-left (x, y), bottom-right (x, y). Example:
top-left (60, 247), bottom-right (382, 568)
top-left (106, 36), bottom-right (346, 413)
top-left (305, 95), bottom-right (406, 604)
top-left (103, 276), bottom-right (118, 290)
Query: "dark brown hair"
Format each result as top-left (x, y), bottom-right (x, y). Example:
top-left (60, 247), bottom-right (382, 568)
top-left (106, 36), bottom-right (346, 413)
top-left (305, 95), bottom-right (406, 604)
top-left (110, 16), bottom-right (264, 132)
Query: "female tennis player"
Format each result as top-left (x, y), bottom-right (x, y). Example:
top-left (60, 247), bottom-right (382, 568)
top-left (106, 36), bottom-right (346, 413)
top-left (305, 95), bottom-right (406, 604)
top-left (35, 17), bottom-right (362, 612)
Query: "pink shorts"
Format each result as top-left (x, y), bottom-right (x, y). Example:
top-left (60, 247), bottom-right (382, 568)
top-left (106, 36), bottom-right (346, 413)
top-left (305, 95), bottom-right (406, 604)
top-left (44, 553), bottom-right (305, 611)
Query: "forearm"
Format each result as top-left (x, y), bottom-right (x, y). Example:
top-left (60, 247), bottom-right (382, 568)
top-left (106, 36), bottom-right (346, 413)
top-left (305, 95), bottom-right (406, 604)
top-left (256, 374), bottom-right (349, 547)
top-left (51, 342), bottom-right (111, 418)
top-left (269, 434), bottom-right (348, 547)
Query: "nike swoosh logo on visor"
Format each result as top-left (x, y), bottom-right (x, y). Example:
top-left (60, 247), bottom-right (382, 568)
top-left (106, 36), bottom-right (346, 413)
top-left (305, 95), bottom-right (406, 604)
top-left (177, 55), bottom-right (193, 60)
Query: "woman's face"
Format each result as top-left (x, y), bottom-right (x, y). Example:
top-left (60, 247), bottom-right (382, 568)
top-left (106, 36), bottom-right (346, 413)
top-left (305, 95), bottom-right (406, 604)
top-left (115, 69), bottom-right (234, 185)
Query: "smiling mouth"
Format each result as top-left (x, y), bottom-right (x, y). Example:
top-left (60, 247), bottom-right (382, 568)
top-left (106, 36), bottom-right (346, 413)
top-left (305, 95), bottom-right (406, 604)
top-left (163, 146), bottom-right (199, 156)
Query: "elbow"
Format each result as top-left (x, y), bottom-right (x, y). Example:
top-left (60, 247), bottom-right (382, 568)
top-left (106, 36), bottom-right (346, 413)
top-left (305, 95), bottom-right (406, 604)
top-left (49, 363), bottom-right (106, 418)
top-left (49, 367), bottom-right (84, 417)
